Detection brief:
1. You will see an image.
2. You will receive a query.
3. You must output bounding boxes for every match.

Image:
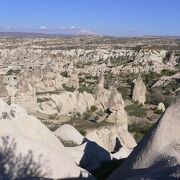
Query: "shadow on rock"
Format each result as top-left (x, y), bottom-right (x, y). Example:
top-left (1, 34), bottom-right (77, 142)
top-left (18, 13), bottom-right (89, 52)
top-left (79, 138), bottom-right (112, 171)
top-left (0, 136), bottom-right (48, 180)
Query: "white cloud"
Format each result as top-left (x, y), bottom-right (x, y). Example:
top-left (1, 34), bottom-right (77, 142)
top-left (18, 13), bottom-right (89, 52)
top-left (6, 26), bottom-right (12, 29)
top-left (69, 25), bottom-right (76, 29)
top-left (78, 28), bottom-right (97, 35)
top-left (39, 26), bottom-right (48, 30)
top-left (0, 25), bottom-right (97, 35)
top-left (57, 26), bottom-right (78, 30)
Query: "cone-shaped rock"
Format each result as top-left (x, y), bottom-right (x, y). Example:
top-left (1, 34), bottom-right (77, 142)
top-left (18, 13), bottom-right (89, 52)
top-left (132, 76), bottom-right (146, 105)
top-left (108, 98), bottom-right (180, 180)
top-left (0, 76), bottom-right (8, 97)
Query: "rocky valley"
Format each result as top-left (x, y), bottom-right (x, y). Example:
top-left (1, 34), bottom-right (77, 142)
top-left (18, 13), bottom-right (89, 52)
top-left (0, 35), bottom-right (179, 179)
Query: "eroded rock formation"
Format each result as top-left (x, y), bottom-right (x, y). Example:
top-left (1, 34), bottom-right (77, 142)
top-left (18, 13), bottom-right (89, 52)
top-left (0, 76), bottom-right (8, 98)
top-left (132, 76), bottom-right (146, 105)
top-left (0, 99), bottom-right (94, 179)
top-left (93, 71), bottom-right (109, 109)
top-left (108, 98), bottom-right (180, 180)
top-left (157, 102), bottom-right (166, 112)
top-left (87, 74), bottom-right (137, 156)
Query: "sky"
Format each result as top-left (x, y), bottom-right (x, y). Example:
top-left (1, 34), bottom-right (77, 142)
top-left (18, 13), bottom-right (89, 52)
top-left (0, 0), bottom-right (180, 36)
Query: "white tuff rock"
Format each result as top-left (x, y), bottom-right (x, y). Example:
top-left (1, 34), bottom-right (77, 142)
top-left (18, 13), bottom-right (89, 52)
top-left (0, 134), bottom-right (92, 179)
top-left (0, 75), bottom-right (8, 98)
top-left (108, 98), bottom-right (180, 180)
top-left (54, 124), bottom-right (84, 145)
top-left (132, 76), bottom-right (146, 105)
top-left (0, 99), bottom-right (94, 179)
top-left (157, 102), bottom-right (166, 112)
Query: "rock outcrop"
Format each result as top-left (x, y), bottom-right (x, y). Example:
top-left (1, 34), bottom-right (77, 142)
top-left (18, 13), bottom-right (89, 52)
top-left (0, 36), bottom-right (180, 179)
top-left (11, 71), bottom-right (38, 113)
top-left (107, 86), bottom-right (126, 124)
top-left (1, 39), bottom-right (179, 118)
top-left (157, 102), bottom-right (166, 112)
top-left (86, 125), bottom-right (118, 152)
top-left (9, 69), bottom-right (91, 116)
top-left (132, 76), bottom-right (146, 105)
top-left (54, 124), bottom-right (135, 170)
top-left (152, 72), bottom-right (180, 87)
top-left (54, 124), bottom-right (113, 171)
top-left (169, 50), bottom-right (176, 65)
top-left (54, 124), bottom-right (84, 146)
top-left (93, 71), bottom-right (109, 109)
top-left (86, 123), bottom-right (136, 156)
top-left (108, 98), bottom-right (180, 180)
top-left (88, 74), bottom-right (137, 155)
top-left (44, 91), bottom-right (95, 116)
top-left (0, 134), bottom-right (91, 179)
top-left (0, 99), bottom-right (94, 179)
top-left (65, 140), bottom-right (111, 171)
top-left (0, 99), bottom-right (64, 150)
top-left (0, 76), bottom-right (8, 97)
top-left (121, 49), bottom-right (175, 74)
top-left (67, 70), bottom-right (80, 89)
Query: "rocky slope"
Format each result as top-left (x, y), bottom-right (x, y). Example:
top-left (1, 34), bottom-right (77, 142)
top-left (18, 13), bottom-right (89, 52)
top-left (108, 97), bottom-right (180, 180)
top-left (0, 98), bottom-right (134, 179)
top-left (0, 36), bottom-right (179, 140)
top-left (0, 99), bottom-right (94, 179)
top-left (0, 36), bottom-right (179, 179)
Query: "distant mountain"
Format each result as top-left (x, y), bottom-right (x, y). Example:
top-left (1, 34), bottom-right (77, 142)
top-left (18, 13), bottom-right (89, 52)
top-left (0, 32), bottom-right (81, 38)
top-left (143, 35), bottom-right (180, 39)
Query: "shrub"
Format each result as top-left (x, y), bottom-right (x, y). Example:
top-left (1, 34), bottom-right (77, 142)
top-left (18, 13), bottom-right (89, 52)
top-left (82, 112), bottom-right (91, 120)
top-left (62, 84), bottom-right (76, 92)
top-left (163, 52), bottom-right (171, 63)
top-left (79, 78), bottom-right (85, 83)
top-left (134, 132), bottom-right (144, 143)
top-left (90, 105), bottom-right (98, 112)
top-left (60, 71), bottom-right (69, 77)
top-left (143, 71), bottom-right (161, 88)
top-left (125, 104), bottom-right (147, 117)
top-left (161, 69), bottom-right (176, 76)
top-left (148, 87), bottom-right (164, 105)
top-left (78, 84), bottom-right (94, 94)
top-left (164, 79), bottom-right (180, 93)
top-left (129, 123), bottom-right (155, 142)
top-left (154, 109), bottom-right (163, 114)
top-left (78, 84), bottom-right (90, 93)
top-left (96, 109), bottom-right (104, 117)
top-left (0, 136), bottom-right (47, 178)
top-left (117, 86), bottom-right (131, 99)
top-left (76, 63), bottom-right (84, 68)
top-left (6, 69), bottom-right (21, 75)
top-left (78, 85), bottom-right (86, 93)
top-left (74, 112), bottom-right (81, 119)
top-left (79, 130), bottom-right (86, 136)
top-left (163, 96), bottom-right (174, 108)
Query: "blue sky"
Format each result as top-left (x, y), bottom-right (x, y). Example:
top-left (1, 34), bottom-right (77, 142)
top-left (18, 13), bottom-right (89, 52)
top-left (0, 0), bottom-right (180, 36)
